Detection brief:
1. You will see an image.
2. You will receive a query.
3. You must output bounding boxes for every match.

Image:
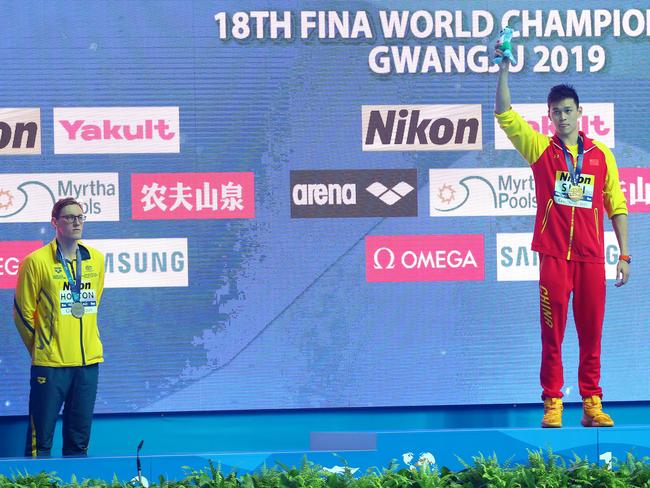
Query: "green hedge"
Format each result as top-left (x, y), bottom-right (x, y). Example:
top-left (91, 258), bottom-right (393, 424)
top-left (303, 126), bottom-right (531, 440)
top-left (2, 451), bottom-right (650, 488)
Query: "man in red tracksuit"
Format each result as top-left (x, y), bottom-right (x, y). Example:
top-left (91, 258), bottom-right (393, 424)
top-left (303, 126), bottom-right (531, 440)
top-left (494, 43), bottom-right (630, 428)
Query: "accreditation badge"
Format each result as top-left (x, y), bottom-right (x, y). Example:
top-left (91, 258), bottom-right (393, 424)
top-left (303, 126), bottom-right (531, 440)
top-left (554, 171), bottom-right (594, 209)
top-left (60, 288), bottom-right (98, 316)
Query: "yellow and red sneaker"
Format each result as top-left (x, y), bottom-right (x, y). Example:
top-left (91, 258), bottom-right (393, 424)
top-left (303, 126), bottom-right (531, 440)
top-left (541, 397), bottom-right (563, 428)
top-left (581, 396), bottom-right (614, 427)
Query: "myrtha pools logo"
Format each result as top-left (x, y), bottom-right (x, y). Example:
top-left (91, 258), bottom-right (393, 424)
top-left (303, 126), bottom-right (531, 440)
top-left (0, 173), bottom-right (120, 222)
top-left (429, 168), bottom-right (536, 217)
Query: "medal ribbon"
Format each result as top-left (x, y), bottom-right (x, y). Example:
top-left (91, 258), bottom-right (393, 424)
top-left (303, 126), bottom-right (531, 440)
top-left (560, 136), bottom-right (584, 187)
top-left (57, 245), bottom-right (82, 303)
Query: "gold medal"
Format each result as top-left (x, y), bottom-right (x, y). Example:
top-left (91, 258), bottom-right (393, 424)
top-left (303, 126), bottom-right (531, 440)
top-left (568, 185), bottom-right (583, 201)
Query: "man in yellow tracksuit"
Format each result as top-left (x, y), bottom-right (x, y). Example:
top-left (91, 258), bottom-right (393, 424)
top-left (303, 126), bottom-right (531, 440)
top-left (13, 197), bottom-right (105, 457)
top-left (494, 42), bottom-right (630, 428)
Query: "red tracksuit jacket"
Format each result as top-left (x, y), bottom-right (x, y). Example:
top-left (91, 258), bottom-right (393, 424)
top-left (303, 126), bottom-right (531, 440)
top-left (496, 108), bottom-right (628, 262)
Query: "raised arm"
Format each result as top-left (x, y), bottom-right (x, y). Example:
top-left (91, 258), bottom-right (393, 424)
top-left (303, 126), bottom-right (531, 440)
top-left (495, 43), bottom-right (511, 115)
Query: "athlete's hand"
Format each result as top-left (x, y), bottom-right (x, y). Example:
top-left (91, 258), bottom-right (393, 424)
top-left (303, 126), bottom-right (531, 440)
top-left (494, 40), bottom-right (511, 70)
top-left (615, 260), bottom-right (630, 287)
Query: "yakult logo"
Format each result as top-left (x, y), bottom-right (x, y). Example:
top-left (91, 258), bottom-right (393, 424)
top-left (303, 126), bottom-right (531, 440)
top-left (430, 168), bottom-right (536, 216)
top-left (54, 107), bottom-right (180, 154)
top-left (366, 234), bottom-right (484, 282)
top-left (0, 108), bottom-right (41, 155)
top-left (132, 172), bottom-right (255, 220)
top-left (620, 168), bottom-right (650, 213)
top-left (495, 103), bottom-right (615, 149)
top-left (0, 241), bottom-right (42, 288)
top-left (362, 105), bottom-right (482, 151)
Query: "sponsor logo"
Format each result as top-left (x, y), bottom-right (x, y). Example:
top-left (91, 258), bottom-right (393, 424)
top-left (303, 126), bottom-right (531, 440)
top-left (37, 377), bottom-right (47, 385)
top-left (54, 107), bottom-right (179, 154)
top-left (0, 108), bottom-right (41, 155)
top-left (430, 168), bottom-right (536, 216)
top-left (132, 172), bottom-right (255, 220)
top-left (291, 169), bottom-right (417, 218)
top-left (496, 232), bottom-right (619, 282)
top-left (366, 234), bottom-right (484, 282)
top-left (620, 168), bottom-right (650, 213)
top-left (362, 105), bottom-right (482, 151)
top-left (85, 238), bottom-right (188, 288)
top-left (0, 241), bottom-right (42, 288)
top-left (366, 181), bottom-right (414, 205)
top-left (0, 173), bottom-right (119, 222)
top-left (495, 103), bottom-right (615, 149)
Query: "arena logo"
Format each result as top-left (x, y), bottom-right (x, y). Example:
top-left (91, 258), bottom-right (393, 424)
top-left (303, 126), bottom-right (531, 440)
top-left (494, 103), bottom-right (615, 150)
top-left (366, 234), bottom-right (484, 282)
top-left (0, 173), bottom-right (120, 222)
top-left (131, 172), bottom-right (255, 220)
top-left (366, 181), bottom-right (414, 205)
top-left (0, 241), bottom-right (43, 288)
top-left (619, 168), bottom-right (650, 213)
top-left (430, 168), bottom-right (536, 217)
top-left (54, 107), bottom-right (180, 154)
top-left (0, 108), bottom-right (41, 155)
top-left (84, 238), bottom-right (188, 288)
top-left (496, 233), bottom-right (619, 282)
top-left (362, 104), bottom-right (482, 151)
top-left (291, 169), bottom-right (417, 218)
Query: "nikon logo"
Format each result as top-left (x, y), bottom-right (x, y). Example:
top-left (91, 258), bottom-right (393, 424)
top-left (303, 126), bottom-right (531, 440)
top-left (362, 105), bottom-right (482, 151)
top-left (0, 108), bottom-right (41, 155)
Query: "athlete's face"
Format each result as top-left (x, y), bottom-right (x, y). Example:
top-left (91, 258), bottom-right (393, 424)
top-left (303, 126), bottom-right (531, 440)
top-left (549, 98), bottom-right (582, 141)
top-left (52, 203), bottom-right (85, 242)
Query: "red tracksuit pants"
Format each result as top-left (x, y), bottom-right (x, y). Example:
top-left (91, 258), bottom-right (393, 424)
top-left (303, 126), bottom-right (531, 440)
top-left (538, 254), bottom-right (606, 400)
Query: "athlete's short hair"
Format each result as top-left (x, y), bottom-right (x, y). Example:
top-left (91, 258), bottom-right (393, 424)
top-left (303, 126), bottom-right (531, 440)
top-left (547, 84), bottom-right (579, 109)
top-left (51, 197), bottom-right (83, 219)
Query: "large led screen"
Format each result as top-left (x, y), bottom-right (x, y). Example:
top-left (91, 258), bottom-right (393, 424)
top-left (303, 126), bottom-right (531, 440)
top-left (1, 1), bottom-right (649, 415)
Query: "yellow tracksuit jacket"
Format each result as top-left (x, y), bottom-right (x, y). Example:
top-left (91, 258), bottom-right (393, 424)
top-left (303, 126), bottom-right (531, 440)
top-left (13, 239), bottom-right (105, 366)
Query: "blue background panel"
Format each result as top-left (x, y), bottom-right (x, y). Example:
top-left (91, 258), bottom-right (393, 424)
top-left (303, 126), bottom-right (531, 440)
top-left (1, 1), bottom-right (649, 417)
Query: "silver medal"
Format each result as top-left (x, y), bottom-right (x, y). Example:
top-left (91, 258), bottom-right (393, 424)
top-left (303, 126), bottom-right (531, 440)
top-left (71, 301), bottom-right (85, 318)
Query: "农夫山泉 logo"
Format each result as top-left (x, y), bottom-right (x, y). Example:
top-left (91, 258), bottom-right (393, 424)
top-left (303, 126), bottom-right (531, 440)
top-left (496, 232), bottom-right (619, 282)
top-left (0, 173), bottom-right (120, 222)
top-left (362, 105), bottom-right (482, 151)
top-left (430, 168), bottom-right (536, 216)
top-left (291, 168), bottom-right (417, 218)
top-left (132, 172), bottom-right (255, 220)
top-left (84, 238), bottom-right (188, 288)
top-left (366, 234), bottom-right (484, 282)
top-left (0, 241), bottom-right (43, 288)
top-left (0, 108), bottom-right (41, 155)
top-left (619, 168), bottom-right (650, 213)
top-left (494, 103), bottom-right (615, 149)
top-left (53, 107), bottom-right (179, 154)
